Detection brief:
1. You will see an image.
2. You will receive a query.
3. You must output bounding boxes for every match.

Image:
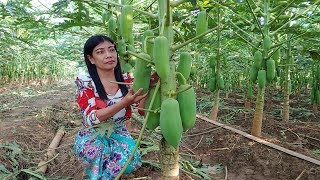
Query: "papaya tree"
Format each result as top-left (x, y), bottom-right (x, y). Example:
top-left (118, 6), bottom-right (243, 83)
top-left (281, 37), bottom-right (293, 122)
top-left (309, 52), bottom-right (320, 112)
top-left (243, 0), bottom-right (319, 136)
top-left (140, 1), bottom-right (216, 178)
top-left (0, 0), bottom-right (81, 84)
top-left (208, 8), bottom-right (225, 121)
top-left (96, 0), bottom-right (219, 179)
top-left (270, 0), bottom-right (320, 121)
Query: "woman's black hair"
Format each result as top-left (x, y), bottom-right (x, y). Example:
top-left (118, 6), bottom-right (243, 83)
top-left (83, 35), bottom-right (128, 101)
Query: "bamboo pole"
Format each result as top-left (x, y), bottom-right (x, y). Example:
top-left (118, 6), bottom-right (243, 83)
top-left (196, 114), bottom-right (320, 166)
top-left (36, 126), bottom-right (66, 174)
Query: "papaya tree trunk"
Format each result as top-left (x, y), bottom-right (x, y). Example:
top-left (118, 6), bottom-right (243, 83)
top-left (283, 38), bottom-right (291, 122)
top-left (251, 0), bottom-right (270, 137)
top-left (251, 87), bottom-right (265, 136)
top-left (160, 138), bottom-right (179, 179)
top-left (160, 60), bottom-right (179, 179)
top-left (283, 76), bottom-right (290, 122)
top-left (157, 1), bottom-right (180, 178)
top-left (313, 103), bottom-right (318, 113)
top-left (245, 97), bottom-right (251, 109)
top-left (210, 9), bottom-right (221, 121)
top-left (210, 90), bottom-right (219, 121)
top-left (283, 93), bottom-right (290, 121)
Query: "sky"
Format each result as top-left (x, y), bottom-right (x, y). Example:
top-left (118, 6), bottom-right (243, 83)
top-left (0, 0), bottom-right (57, 10)
top-left (1, 0), bottom-right (64, 23)
top-left (31, 0), bottom-right (58, 10)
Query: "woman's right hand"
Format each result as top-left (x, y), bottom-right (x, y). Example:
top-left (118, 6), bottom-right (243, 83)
top-left (124, 87), bottom-right (148, 105)
top-left (96, 87), bottom-right (148, 122)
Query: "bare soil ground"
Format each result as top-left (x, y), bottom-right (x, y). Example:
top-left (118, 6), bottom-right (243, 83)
top-left (0, 81), bottom-right (319, 180)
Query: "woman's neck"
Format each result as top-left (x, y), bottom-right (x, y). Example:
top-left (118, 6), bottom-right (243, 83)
top-left (97, 68), bottom-right (116, 82)
top-left (97, 69), bottom-right (119, 95)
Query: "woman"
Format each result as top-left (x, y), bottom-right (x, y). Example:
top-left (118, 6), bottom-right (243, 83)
top-left (74, 35), bottom-right (147, 179)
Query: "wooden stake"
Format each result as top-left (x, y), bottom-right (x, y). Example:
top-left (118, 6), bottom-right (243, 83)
top-left (36, 126), bottom-right (66, 174)
top-left (224, 166), bottom-right (228, 180)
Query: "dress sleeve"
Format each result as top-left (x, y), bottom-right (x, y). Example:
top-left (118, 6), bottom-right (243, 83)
top-left (123, 72), bottom-right (134, 85)
top-left (75, 76), bottom-right (107, 127)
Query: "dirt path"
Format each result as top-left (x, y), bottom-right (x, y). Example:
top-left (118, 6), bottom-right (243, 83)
top-left (0, 82), bottom-right (83, 179)
top-left (0, 82), bottom-right (77, 139)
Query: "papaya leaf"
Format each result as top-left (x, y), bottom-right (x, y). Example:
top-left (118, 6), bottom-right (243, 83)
top-left (0, 165), bottom-right (11, 174)
top-left (90, 121), bottom-right (114, 140)
top-left (139, 141), bottom-right (159, 156)
top-left (189, 0), bottom-right (197, 7)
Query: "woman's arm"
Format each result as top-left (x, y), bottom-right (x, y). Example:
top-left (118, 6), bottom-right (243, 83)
top-left (96, 87), bottom-right (147, 121)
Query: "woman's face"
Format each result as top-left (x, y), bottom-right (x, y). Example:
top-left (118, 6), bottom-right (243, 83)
top-left (88, 41), bottom-right (118, 71)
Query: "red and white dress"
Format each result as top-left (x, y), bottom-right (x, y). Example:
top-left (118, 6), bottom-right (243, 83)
top-left (73, 72), bottom-right (141, 179)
